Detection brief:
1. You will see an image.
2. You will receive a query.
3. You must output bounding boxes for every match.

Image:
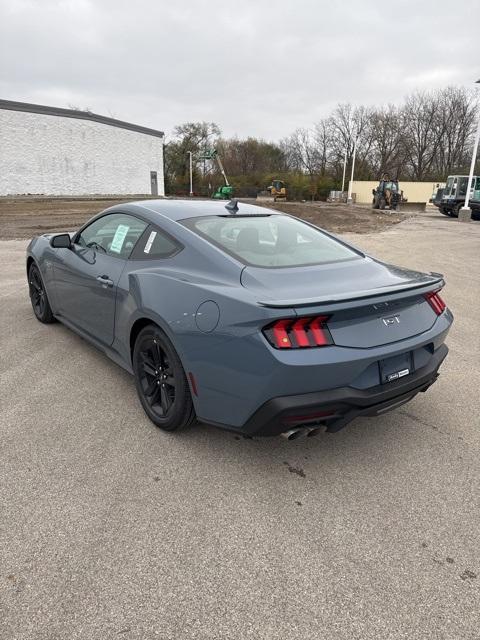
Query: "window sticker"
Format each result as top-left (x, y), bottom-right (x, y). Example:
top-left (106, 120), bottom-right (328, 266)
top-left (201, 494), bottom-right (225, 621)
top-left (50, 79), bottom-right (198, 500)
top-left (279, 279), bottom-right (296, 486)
top-left (144, 230), bottom-right (157, 254)
top-left (110, 224), bottom-right (129, 253)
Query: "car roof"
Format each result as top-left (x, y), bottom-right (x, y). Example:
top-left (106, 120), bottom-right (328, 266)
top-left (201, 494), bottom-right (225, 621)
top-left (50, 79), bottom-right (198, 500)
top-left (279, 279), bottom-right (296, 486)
top-left (128, 199), bottom-right (279, 222)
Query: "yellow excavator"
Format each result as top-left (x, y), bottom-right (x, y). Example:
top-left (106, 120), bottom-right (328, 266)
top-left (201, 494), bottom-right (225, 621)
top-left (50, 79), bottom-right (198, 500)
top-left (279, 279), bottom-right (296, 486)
top-left (372, 174), bottom-right (401, 210)
top-left (268, 179), bottom-right (287, 201)
top-left (257, 179), bottom-right (287, 202)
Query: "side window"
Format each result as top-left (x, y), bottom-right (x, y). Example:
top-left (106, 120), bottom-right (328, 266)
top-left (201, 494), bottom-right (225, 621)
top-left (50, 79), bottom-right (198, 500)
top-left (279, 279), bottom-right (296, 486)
top-left (76, 213), bottom-right (148, 259)
top-left (457, 178), bottom-right (468, 197)
top-left (130, 225), bottom-right (181, 260)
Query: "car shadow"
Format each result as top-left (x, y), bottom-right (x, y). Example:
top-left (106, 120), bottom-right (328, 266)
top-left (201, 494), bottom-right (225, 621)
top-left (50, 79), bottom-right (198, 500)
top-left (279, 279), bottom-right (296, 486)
top-left (175, 412), bottom-right (427, 482)
top-left (50, 320), bottom-right (440, 482)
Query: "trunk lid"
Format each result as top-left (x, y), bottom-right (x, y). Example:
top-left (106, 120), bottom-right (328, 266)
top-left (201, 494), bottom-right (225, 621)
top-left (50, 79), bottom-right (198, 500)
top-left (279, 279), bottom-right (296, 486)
top-left (241, 257), bottom-right (444, 348)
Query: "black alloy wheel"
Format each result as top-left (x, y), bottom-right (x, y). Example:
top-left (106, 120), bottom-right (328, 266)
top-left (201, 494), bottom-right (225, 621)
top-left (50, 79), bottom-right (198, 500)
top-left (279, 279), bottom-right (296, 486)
top-left (28, 263), bottom-right (55, 323)
top-left (139, 339), bottom-right (175, 417)
top-left (133, 325), bottom-right (195, 431)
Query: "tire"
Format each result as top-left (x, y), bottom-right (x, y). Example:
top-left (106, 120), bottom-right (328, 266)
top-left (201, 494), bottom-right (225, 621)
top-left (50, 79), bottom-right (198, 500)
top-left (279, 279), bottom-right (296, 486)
top-left (133, 324), bottom-right (196, 432)
top-left (452, 203), bottom-right (462, 218)
top-left (28, 263), bottom-right (55, 324)
top-left (439, 207), bottom-right (449, 216)
top-left (379, 197), bottom-right (386, 210)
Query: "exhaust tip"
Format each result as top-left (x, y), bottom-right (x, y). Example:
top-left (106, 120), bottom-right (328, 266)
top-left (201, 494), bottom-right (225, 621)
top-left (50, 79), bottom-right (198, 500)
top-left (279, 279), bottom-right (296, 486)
top-left (306, 427), bottom-right (322, 437)
top-left (281, 428), bottom-right (305, 441)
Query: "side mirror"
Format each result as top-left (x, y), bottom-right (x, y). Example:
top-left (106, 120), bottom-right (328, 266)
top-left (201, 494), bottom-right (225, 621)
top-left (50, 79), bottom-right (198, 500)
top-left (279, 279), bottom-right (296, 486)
top-left (50, 233), bottom-right (71, 249)
top-left (372, 189), bottom-right (376, 195)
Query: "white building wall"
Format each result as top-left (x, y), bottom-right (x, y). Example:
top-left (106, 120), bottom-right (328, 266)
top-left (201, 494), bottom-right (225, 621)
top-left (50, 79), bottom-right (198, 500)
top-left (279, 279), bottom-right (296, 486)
top-left (0, 109), bottom-right (164, 196)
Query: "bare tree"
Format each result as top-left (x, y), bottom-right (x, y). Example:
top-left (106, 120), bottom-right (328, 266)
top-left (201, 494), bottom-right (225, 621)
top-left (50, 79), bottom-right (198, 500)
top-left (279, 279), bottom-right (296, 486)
top-left (401, 91), bottom-right (444, 180)
top-left (369, 105), bottom-right (405, 177)
top-left (327, 104), bottom-right (377, 179)
top-left (280, 128), bottom-right (324, 198)
top-left (218, 137), bottom-right (286, 176)
top-left (313, 119), bottom-right (332, 176)
top-left (432, 86), bottom-right (477, 176)
top-left (163, 87), bottom-right (479, 196)
top-left (328, 103), bottom-right (356, 172)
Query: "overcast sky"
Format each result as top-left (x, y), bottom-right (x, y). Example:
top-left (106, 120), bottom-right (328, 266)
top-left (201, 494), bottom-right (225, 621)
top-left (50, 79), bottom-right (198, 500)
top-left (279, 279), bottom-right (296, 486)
top-left (0, 0), bottom-right (477, 141)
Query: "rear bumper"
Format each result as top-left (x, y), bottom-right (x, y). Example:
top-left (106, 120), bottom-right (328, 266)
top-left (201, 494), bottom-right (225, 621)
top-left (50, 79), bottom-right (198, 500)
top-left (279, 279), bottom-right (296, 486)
top-left (240, 343), bottom-right (448, 436)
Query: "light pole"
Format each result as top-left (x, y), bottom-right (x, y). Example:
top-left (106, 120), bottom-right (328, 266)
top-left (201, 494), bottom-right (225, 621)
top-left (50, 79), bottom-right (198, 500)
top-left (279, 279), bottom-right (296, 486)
top-left (347, 135), bottom-right (357, 204)
top-left (187, 151), bottom-right (193, 196)
top-left (458, 79), bottom-right (480, 222)
top-left (341, 151), bottom-right (347, 197)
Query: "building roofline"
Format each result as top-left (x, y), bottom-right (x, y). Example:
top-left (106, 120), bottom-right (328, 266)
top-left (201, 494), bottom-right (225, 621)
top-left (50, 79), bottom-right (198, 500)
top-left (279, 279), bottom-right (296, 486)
top-left (0, 99), bottom-right (164, 138)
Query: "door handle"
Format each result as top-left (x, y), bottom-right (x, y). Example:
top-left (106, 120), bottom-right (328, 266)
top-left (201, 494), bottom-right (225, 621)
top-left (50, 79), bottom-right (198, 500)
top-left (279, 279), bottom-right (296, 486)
top-left (96, 275), bottom-right (114, 287)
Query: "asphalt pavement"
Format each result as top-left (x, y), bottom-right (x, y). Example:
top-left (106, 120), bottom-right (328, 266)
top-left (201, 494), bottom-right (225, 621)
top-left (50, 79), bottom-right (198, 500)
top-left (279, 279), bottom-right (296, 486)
top-left (1, 211), bottom-right (479, 639)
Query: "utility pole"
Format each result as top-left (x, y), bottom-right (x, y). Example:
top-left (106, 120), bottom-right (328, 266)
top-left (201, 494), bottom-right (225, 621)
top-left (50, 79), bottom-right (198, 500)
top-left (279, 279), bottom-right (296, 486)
top-left (187, 151), bottom-right (193, 196)
top-left (347, 136), bottom-right (357, 204)
top-left (459, 79), bottom-right (480, 222)
top-left (341, 151), bottom-right (347, 197)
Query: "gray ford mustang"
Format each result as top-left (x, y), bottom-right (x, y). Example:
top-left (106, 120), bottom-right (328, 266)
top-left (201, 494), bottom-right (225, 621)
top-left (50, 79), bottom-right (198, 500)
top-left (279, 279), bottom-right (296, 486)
top-left (27, 199), bottom-right (452, 439)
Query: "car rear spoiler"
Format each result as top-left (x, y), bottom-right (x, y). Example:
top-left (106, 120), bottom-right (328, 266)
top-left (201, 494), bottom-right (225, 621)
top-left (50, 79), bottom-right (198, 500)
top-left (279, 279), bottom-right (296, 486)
top-left (257, 274), bottom-right (445, 308)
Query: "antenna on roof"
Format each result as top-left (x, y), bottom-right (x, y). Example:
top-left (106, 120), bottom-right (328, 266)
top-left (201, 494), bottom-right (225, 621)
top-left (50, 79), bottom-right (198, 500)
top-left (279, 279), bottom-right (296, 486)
top-left (225, 198), bottom-right (239, 214)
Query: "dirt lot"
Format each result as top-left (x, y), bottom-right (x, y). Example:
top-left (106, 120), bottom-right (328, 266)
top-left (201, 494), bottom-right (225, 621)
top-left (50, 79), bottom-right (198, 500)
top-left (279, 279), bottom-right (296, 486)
top-left (0, 197), bottom-right (142, 240)
top-left (0, 197), bottom-right (413, 240)
top-left (258, 200), bottom-right (414, 233)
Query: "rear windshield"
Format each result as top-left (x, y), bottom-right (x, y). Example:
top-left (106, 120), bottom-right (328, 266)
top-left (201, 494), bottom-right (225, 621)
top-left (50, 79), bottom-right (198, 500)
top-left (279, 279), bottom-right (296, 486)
top-left (181, 214), bottom-right (361, 267)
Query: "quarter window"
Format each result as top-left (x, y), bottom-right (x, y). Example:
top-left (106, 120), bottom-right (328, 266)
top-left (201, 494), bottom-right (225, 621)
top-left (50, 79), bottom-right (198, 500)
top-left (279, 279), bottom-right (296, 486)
top-left (76, 213), bottom-right (147, 259)
top-left (130, 225), bottom-right (181, 260)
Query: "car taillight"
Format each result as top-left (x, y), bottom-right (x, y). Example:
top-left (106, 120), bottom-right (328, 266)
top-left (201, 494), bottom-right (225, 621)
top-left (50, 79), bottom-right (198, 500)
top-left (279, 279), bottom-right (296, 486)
top-left (263, 316), bottom-right (333, 349)
top-left (424, 291), bottom-right (446, 316)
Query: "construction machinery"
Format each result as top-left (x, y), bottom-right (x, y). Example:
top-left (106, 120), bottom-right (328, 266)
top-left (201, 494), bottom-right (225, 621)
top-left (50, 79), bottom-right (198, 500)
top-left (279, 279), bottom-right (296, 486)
top-left (268, 179), bottom-right (287, 201)
top-left (257, 179), bottom-right (287, 202)
top-left (198, 148), bottom-right (234, 200)
top-left (434, 175), bottom-right (480, 217)
top-left (372, 174), bottom-right (401, 210)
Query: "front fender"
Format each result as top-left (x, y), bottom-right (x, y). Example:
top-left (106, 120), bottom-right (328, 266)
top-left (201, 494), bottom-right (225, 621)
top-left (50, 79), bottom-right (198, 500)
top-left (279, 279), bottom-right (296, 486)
top-left (26, 236), bottom-right (59, 312)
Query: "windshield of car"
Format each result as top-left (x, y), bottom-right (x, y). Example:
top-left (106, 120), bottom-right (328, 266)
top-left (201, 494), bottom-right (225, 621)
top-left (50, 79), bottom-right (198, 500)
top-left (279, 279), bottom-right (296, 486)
top-left (181, 215), bottom-right (361, 267)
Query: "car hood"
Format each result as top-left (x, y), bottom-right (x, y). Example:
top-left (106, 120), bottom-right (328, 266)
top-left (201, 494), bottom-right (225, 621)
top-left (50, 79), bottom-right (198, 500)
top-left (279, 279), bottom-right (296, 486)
top-left (240, 257), bottom-right (444, 307)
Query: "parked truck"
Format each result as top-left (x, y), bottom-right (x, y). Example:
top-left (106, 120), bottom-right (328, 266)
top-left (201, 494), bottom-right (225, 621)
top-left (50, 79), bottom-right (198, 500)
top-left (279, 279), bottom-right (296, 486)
top-left (434, 175), bottom-right (480, 217)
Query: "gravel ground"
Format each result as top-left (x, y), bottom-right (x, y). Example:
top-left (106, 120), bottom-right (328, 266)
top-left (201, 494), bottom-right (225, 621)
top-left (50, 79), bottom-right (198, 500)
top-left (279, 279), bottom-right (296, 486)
top-left (0, 211), bottom-right (479, 639)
